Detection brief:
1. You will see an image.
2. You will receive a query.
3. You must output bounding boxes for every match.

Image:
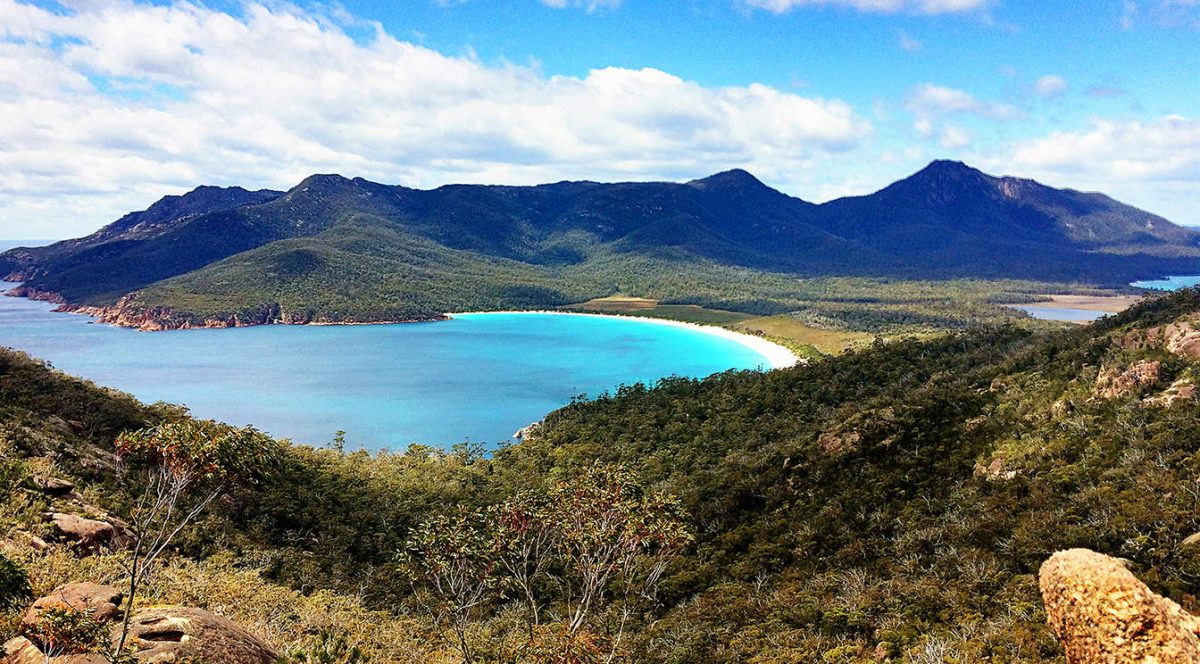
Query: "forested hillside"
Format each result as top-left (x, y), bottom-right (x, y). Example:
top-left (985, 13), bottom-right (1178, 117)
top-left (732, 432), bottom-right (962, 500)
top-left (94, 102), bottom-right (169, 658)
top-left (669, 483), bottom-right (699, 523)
top-left (3, 161), bottom-right (1197, 331)
top-left (5, 288), bottom-right (1200, 661)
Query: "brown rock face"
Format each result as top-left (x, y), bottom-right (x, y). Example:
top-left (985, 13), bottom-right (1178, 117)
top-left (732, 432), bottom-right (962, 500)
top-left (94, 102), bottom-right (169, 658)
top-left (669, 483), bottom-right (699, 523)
top-left (9, 584), bottom-right (123, 664)
top-left (1093, 360), bottom-right (1163, 399)
top-left (46, 513), bottom-right (130, 551)
top-left (124, 607), bottom-right (279, 664)
top-left (28, 476), bottom-right (77, 497)
top-left (4, 636), bottom-right (107, 664)
top-left (1145, 378), bottom-right (1198, 408)
top-left (22, 583), bottom-right (124, 630)
top-left (1130, 318), bottom-right (1200, 360)
top-left (818, 430), bottom-right (862, 454)
top-left (1040, 548), bottom-right (1200, 663)
top-left (7, 586), bottom-right (278, 664)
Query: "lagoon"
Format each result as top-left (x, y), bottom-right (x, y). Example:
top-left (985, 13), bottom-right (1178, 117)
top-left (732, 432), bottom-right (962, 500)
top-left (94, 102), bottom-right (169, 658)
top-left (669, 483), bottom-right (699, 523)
top-left (0, 285), bottom-right (777, 450)
top-left (1011, 305), bottom-right (1107, 322)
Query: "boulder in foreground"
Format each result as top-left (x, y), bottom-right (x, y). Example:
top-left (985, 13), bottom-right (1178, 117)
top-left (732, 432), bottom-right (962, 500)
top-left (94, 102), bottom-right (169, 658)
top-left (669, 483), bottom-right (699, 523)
top-left (4, 582), bottom-right (278, 664)
top-left (1040, 548), bottom-right (1200, 663)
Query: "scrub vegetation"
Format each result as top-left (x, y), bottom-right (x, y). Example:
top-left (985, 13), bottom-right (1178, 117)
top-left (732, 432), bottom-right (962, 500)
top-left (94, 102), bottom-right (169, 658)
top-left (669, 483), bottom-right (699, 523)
top-left (5, 288), bottom-right (1200, 661)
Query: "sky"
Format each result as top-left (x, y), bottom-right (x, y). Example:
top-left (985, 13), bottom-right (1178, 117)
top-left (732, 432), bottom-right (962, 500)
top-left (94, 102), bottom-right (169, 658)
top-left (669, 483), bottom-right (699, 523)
top-left (1, 0), bottom-right (1198, 240)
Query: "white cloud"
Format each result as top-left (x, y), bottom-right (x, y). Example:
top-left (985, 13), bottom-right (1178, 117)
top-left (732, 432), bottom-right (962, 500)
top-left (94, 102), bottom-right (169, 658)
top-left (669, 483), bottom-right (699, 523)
top-left (1033, 74), bottom-right (1067, 99)
top-left (743, 0), bottom-right (988, 14)
top-left (904, 83), bottom-right (1022, 143)
top-left (0, 0), bottom-right (872, 238)
top-left (1121, 0), bottom-right (1200, 29)
top-left (901, 83), bottom-right (1024, 157)
top-left (906, 83), bottom-right (1023, 119)
top-left (991, 114), bottom-right (1200, 224)
top-left (540, 0), bottom-right (622, 10)
top-left (1084, 84), bottom-right (1125, 98)
top-left (938, 124), bottom-right (971, 148)
top-left (897, 30), bottom-right (923, 51)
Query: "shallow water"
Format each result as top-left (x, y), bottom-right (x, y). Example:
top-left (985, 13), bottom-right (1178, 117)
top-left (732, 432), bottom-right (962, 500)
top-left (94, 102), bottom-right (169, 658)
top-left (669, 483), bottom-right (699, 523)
top-left (1130, 275), bottom-right (1200, 291)
top-left (1012, 305), bottom-right (1107, 322)
top-left (0, 286), bottom-right (770, 449)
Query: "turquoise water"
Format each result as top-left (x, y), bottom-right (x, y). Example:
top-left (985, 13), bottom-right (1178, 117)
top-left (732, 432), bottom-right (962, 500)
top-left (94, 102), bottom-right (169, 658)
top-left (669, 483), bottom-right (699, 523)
top-left (0, 286), bottom-right (770, 449)
top-left (1131, 275), bottom-right (1200, 291)
top-left (1012, 305), bottom-right (1107, 322)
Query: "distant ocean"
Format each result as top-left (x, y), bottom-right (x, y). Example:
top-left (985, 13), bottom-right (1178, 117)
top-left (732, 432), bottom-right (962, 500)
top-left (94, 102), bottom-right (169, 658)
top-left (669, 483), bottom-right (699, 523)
top-left (0, 239), bottom-right (55, 252)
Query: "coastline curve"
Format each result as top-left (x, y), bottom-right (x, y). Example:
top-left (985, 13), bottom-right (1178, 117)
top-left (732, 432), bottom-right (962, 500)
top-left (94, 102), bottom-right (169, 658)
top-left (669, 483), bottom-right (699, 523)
top-left (448, 310), bottom-right (800, 370)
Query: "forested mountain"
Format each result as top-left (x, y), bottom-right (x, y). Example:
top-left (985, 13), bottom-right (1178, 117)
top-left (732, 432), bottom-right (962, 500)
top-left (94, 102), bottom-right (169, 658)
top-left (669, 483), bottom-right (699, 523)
top-left (813, 160), bottom-right (1200, 280)
top-left (2, 161), bottom-right (1197, 327)
top-left (6, 286), bottom-right (1200, 661)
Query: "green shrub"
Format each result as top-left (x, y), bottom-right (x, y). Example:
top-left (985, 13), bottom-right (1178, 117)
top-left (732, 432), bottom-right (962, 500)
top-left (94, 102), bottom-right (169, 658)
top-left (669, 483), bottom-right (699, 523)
top-left (0, 554), bottom-right (31, 611)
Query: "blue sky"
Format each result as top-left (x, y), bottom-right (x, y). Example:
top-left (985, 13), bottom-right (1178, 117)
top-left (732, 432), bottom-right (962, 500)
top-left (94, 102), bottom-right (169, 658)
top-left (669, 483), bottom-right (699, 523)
top-left (1, 0), bottom-right (1198, 239)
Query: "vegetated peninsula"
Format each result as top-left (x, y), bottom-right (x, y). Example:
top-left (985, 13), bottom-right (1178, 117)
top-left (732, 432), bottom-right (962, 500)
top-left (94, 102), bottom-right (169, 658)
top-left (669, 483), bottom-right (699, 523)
top-left (6, 286), bottom-right (1200, 661)
top-left (3, 160), bottom-right (1198, 332)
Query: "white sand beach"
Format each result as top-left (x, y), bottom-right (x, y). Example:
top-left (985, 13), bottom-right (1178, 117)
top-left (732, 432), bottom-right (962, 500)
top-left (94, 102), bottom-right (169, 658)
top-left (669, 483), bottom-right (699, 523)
top-left (448, 310), bottom-right (800, 370)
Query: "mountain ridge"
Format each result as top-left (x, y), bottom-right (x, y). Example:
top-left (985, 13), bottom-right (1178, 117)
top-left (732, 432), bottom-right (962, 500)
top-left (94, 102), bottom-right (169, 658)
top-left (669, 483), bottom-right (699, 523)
top-left (3, 160), bottom-right (1198, 330)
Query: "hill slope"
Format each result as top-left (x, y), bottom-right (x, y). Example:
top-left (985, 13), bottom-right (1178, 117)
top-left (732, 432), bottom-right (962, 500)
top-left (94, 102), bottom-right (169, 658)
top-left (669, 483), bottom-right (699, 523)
top-left (4, 161), bottom-right (1198, 327)
top-left (6, 288), bottom-right (1200, 661)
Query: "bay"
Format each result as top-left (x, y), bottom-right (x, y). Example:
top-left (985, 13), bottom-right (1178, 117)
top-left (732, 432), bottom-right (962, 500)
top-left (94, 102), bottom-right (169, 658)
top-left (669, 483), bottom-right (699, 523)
top-left (0, 285), bottom-right (773, 450)
top-left (1131, 275), bottom-right (1200, 291)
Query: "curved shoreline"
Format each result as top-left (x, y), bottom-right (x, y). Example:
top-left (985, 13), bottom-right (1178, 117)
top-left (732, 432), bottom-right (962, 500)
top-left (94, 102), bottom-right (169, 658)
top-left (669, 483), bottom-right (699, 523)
top-left (1, 283), bottom-right (799, 369)
top-left (449, 310), bottom-right (800, 370)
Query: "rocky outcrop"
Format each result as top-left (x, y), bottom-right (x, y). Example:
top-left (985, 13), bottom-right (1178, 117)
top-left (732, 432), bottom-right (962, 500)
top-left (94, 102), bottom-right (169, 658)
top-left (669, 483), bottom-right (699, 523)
top-left (1124, 317), bottom-right (1200, 360)
top-left (5, 584), bottom-right (279, 664)
top-left (7, 583), bottom-right (122, 664)
top-left (1093, 360), bottom-right (1162, 399)
top-left (1040, 548), bottom-right (1200, 662)
top-left (1156, 321), bottom-right (1200, 360)
top-left (123, 607), bottom-right (278, 664)
top-left (62, 296), bottom-right (265, 332)
top-left (1145, 378), bottom-right (1198, 408)
top-left (973, 457), bottom-right (1017, 481)
top-left (513, 421), bottom-right (542, 440)
top-left (4, 637), bottom-right (106, 663)
top-left (45, 513), bottom-right (131, 552)
top-left (27, 476), bottom-right (77, 498)
top-left (22, 583), bottom-right (124, 629)
top-left (8, 289), bottom-right (445, 332)
top-left (4, 285), bottom-right (66, 306)
top-left (818, 430), bottom-right (861, 455)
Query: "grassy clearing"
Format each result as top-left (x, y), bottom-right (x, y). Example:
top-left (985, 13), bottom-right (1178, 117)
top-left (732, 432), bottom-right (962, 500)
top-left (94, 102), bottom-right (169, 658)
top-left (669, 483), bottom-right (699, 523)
top-left (565, 296), bottom-right (756, 326)
top-left (734, 315), bottom-right (875, 356)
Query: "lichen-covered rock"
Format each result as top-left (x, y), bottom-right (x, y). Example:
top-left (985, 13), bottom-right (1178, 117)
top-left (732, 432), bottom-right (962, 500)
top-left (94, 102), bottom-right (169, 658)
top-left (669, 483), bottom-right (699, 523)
top-left (22, 583), bottom-right (124, 629)
top-left (1127, 318), bottom-right (1200, 360)
top-left (6, 583), bottom-right (122, 664)
top-left (7, 589), bottom-right (278, 664)
top-left (1040, 548), bottom-right (1200, 663)
top-left (1093, 360), bottom-right (1162, 399)
top-left (1145, 378), bottom-right (1198, 408)
top-left (46, 513), bottom-right (130, 551)
top-left (28, 476), bottom-right (77, 497)
top-left (3, 636), bottom-right (107, 664)
top-left (818, 430), bottom-right (861, 454)
top-left (124, 606), bottom-right (279, 664)
top-left (973, 457), bottom-right (1017, 481)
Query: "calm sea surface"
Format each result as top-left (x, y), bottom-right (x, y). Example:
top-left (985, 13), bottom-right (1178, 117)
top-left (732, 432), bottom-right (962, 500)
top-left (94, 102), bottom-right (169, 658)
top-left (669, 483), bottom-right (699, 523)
top-left (0, 284), bottom-right (770, 449)
top-left (1131, 275), bottom-right (1200, 291)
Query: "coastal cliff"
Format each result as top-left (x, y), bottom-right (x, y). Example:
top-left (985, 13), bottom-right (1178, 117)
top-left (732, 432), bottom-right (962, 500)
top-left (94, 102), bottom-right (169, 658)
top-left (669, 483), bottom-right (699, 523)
top-left (4, 285), bottom-right (446, 331)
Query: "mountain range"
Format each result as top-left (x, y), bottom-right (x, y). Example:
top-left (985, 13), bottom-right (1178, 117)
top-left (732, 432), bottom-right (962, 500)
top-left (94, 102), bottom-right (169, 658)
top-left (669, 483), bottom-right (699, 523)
top-left (3, 160), bottom-right (1198, 328)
